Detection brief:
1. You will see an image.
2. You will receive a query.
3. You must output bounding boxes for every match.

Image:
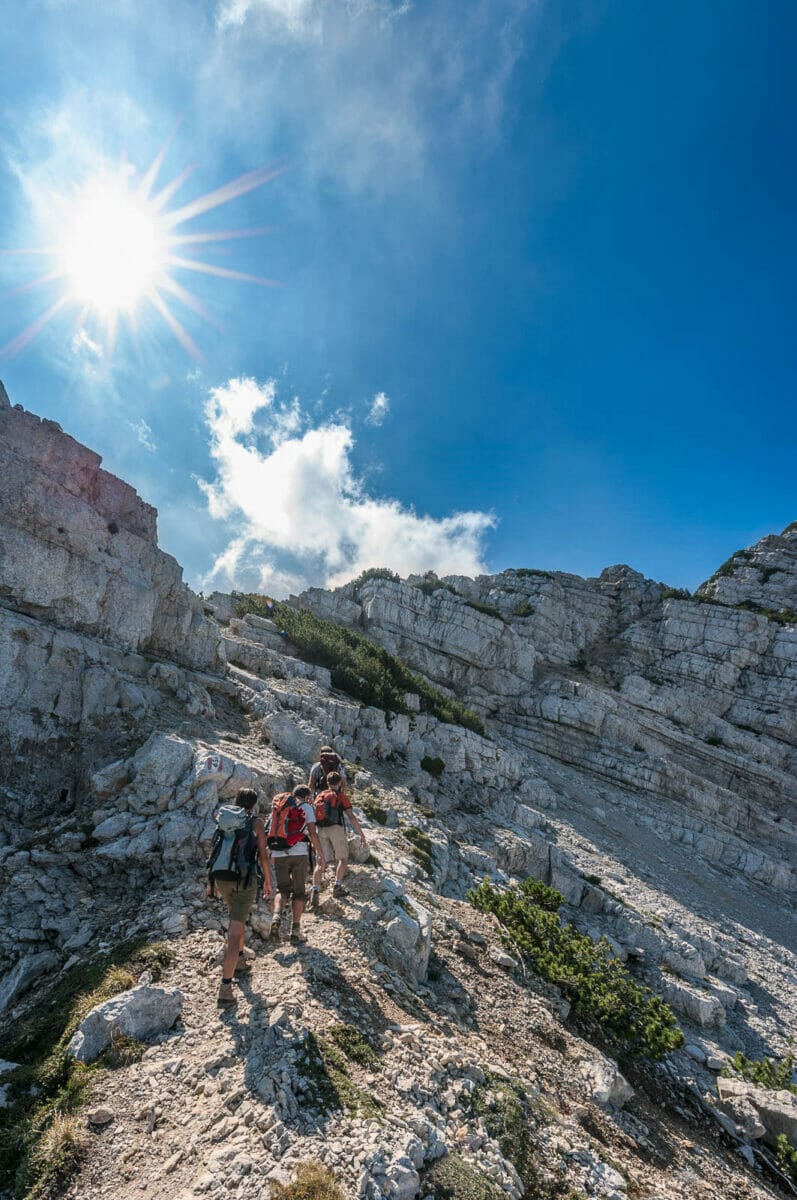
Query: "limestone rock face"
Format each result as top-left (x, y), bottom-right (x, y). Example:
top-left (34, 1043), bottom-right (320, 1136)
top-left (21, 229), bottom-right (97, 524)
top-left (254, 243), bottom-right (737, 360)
top-left (696, 525), bottom-right (797, 614)
top-left (296, 552), bottom-right (797, 896)
top-left (0, 393), bottom-right (223, 674)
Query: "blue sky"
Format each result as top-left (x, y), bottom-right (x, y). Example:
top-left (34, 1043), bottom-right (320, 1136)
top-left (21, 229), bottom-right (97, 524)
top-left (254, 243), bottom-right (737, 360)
top-left (1, 0), bottom-right (794, 596)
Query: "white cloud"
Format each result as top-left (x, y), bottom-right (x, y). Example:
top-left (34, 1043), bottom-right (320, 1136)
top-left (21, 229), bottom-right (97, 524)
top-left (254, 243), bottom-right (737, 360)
top-left (199, 376), bottom-right (494, 595)
top-left (128, 417), bottom-right (157, 452)
top-left (365, 390), bottom-right (390, 426)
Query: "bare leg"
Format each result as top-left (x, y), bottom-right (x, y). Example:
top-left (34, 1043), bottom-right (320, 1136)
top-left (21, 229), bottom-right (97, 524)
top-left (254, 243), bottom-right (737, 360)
top-left (335, 857), bottom-right (348, 883)
top-left (292, 897), bottom-right (305, 926)
top-left (222, 919), bottom-right (245, 980)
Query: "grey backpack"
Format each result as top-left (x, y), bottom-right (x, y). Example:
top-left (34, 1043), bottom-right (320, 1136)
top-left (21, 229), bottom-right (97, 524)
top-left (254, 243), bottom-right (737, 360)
top-left (207, 805), bottom-right (259, 886)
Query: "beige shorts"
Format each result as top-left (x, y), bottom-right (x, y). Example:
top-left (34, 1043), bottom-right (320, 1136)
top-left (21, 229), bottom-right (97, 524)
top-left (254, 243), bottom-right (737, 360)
top-left (274, 854), bottom-right (309, 899)
top-left (318, 824), bottom-right (348, 864)
top-left (214, 876), bottom-right (257, 923)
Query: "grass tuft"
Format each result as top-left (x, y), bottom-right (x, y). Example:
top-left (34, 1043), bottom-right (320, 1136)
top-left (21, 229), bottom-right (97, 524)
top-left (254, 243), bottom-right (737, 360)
top-left (421, 1152), bottom-right (503, 1200)
top-left (328, 1024), bottom-right (380, 1069)
top-left (271, 1161), bottom-right (346, 1200)
top-left (402, 826), bottom-right (435, 876)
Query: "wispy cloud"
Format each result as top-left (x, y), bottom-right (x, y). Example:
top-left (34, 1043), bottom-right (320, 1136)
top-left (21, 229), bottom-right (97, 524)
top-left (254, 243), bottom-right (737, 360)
top-left (365, 390), bottom-right (390, 427)
top-left (71, 327), bottom-right (103, 358)
top-left (128, 416), bottom-right (157, 451)
top-left (206, 0), bottom-right (532, 197)
top-left (199, 376), bottom-right (494, 594)
top-left (216, 0), bottom-right (321, 36)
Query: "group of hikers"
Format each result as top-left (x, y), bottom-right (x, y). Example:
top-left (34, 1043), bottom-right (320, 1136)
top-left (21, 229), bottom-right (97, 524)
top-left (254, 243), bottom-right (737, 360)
top-left (206, 746), bottom-right (368, 1006)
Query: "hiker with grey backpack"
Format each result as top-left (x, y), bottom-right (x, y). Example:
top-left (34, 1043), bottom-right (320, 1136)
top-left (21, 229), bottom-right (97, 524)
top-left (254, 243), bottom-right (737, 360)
top-left (206, 787), bottom-right (272, 1006)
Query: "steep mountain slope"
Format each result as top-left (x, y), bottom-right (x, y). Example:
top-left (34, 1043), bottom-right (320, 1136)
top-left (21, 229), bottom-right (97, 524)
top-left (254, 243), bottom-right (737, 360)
top-left (1, 386), bottom-right (795, 1200)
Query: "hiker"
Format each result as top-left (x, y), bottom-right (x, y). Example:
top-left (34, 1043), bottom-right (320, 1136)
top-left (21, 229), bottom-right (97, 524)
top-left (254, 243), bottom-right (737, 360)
top-left (267, 785), bottom-right (325, 944)
top-left (308, 745), bottom-right (348, 798)
top-left (206, 787), bottom-right (272, 1006)
top-left (309, 771), bottom-right (367, 907)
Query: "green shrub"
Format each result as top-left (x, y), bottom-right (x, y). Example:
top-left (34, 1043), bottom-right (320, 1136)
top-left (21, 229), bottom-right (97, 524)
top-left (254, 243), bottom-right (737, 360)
top-left (722, 1046), bottom-right (796, 1094)
top-left (411, 572), bottom-right (459, 597)
top-left (420, 755), bottom-right (445, 778)
top-left (774, 1134), bottom-right (797, 1186)
top-left (468, 878), bottom-right (683, 1059)
top-left (348, 567), bottom-right (400, 590)
top-left (712, 549), bottom-right (751, 579)
top-left (661, 587), bottom-right (690, 601)
top-left (235, 595), bottom-right (485, 735)
top-left (703, 734), bottom-right (723, 747)
top-left (270, 1160), bottom-right (346, 1200)
top-left (360, 796), bottom-right (388, 825)
top-left (465, 1073), bottom-right (574, 1198)
top-left (512, 600), bottom-right (534, 617)
top-left (465, 600), bottom-right (505, 622)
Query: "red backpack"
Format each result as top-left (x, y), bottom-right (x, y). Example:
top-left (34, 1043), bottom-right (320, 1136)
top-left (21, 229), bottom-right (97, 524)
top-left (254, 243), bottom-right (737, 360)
top-left (314, 788), bottom-right (347, 828)
top-left (267, 793), bottom-right (307, 851)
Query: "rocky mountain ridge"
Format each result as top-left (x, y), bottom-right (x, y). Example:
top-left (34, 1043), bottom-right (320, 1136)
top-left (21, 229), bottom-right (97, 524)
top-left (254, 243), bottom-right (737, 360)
top-left (0, 385), bottom-right (795, 1200)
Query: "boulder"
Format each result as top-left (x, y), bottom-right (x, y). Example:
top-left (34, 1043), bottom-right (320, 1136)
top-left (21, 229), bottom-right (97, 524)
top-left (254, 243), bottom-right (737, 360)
top-left (580, 1056), bottom-right (634, 1110)
top-left (67, 984), bottom-right (183, 1063)
top-left (379, 896), bottom-right (431, 984)
top-left (717, 1077), bottom-right (797, 1148)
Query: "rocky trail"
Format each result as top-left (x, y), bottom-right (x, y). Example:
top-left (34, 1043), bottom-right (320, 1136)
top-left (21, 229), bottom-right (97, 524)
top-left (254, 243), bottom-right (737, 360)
top-left (58, 878), bottom-right (787, 1200)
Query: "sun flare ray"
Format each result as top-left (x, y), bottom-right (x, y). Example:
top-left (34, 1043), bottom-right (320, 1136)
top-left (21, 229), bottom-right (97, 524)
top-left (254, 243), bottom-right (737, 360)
top-left (145, 289), bottom-right (203, 360)
top-left (0, 133), bottom-right (282, 359)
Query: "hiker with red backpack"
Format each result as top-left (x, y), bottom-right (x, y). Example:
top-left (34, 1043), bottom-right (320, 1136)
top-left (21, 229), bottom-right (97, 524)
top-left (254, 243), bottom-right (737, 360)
top-left (266, 785), bottom-right (325, 944)
top-left (206, 787), bottom-right (272, 1006)
top-left (309, 771), bottom-right (367, 907)
top-left (308, 746), bottom-right (348, 798)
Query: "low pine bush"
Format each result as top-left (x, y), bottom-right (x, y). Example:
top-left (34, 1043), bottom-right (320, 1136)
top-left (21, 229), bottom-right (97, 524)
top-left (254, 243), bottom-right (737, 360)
top-left (722, 1045), bottom-right (796, 1094)
top-left (468, 878), bottom-right (683, 1060)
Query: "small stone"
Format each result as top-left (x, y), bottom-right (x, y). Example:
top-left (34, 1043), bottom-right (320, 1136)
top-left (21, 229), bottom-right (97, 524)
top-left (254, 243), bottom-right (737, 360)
top-left (87, 1106), bottom-right (114, 1127)
top-left (163, 1150), bottom-right (183, 1173)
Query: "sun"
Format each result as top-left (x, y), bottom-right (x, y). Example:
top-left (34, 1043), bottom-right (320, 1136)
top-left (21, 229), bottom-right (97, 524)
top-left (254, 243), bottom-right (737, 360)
top-left (61, 175), bottom-right (167, 314)
top-left (1, 135), bottom-right (284, 359)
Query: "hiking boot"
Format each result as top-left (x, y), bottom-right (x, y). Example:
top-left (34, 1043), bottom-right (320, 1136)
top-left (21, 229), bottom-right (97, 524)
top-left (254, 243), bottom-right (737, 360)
top-left (234, 954), bottom-right (253, 974)
top-left (217, 981), bottom-right (236, 1006)
top-left (290, 925), bottom-right (307, 944)
top-left (332, 882), bottom-right (348, 899)
top-left (308, 889), bottom-right (320, 911)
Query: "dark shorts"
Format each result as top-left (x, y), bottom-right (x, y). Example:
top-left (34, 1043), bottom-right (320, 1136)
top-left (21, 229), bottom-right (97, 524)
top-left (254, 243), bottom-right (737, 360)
top-left (274, 854), bottom-right (309, 900)
top-left (214, 875), bottom-right (257, 923)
